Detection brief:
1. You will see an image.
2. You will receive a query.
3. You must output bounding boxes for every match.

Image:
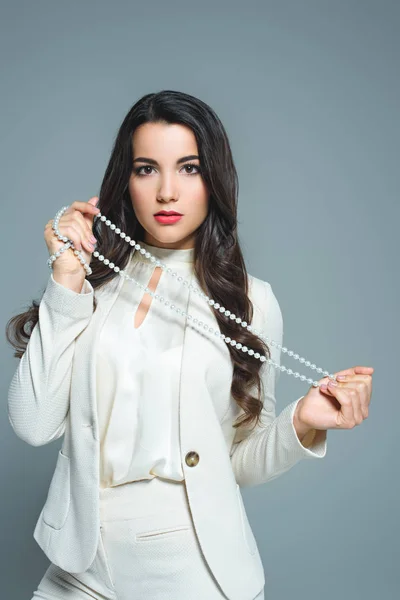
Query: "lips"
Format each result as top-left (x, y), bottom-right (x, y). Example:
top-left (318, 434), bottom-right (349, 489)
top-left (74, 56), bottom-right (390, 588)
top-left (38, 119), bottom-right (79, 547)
top-left (154, 213), bottom-right (183, 224)
top-left (154, 211), bottom-right (183, 216)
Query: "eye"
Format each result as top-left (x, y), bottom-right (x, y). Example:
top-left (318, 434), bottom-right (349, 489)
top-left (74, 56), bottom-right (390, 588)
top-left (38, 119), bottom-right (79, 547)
top-left (134, 165), bottom-right (155, 176)
top-left (182, 162), bottom-right (202, 175)
top-left (133, 162), bottom-right (202, 177)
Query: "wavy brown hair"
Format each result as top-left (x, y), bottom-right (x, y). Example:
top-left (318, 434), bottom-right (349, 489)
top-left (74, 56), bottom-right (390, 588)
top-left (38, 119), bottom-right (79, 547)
top-left (6, 90), bottom-right (271, 432)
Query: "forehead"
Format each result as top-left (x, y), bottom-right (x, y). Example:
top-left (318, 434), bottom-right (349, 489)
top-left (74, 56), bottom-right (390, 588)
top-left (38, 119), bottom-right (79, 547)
top-left (132, 122), bottom-right (198, 157)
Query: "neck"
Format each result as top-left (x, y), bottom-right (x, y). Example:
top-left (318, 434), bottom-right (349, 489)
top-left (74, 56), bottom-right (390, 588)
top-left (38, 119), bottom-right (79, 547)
top-left (131, 240), bottom-right (195, 266)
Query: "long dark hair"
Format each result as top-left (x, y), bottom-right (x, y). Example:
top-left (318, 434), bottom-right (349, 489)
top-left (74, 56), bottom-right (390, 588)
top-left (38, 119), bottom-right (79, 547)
top-left (6, 90), bottom-right (271, 431)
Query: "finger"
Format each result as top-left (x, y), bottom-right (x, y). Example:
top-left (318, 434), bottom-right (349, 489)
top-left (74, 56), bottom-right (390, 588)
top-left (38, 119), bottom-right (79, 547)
top-left (339, 375), bottom-right (371, 394)
top-left (335, 374), bottom-right (372, 400)
top-left (73, 211), bottom-right (97, 252)
top-left (84, 197), bottom-right (101, 234)
top-left (353, 366), bottom-right (374, 374)
top-left (67, 197), bottom-right (99, 250)
top-left (334, 366), bottom-right (374, 379)
top-left (70, 197), bottom-right (100, 218)
top-left (58, 221), bottom-right (85, 252)
top-left (324, 382), bottom-right (357, 428)
top-left (333, 375), bottom-right (372, 417)
top-left (60, 209), bottom-right (96, 253)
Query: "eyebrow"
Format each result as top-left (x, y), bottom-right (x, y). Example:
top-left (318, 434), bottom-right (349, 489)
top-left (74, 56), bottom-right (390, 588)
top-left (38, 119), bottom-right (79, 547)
top-left (132, 154), bottom-right (200, 166)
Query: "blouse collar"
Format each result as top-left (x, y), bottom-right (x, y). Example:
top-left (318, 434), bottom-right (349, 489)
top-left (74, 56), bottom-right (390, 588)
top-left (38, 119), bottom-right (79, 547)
top-left (130, 240), bottom-right (195, 266)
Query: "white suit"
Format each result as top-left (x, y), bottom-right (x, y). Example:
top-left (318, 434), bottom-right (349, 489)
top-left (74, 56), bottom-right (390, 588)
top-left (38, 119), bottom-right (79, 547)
top-left (8, 267), bottom-right (327, 600)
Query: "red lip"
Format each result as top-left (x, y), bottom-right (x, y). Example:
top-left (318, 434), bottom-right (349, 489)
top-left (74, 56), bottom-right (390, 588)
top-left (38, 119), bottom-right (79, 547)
top-left (154, 214), bottom-right (183, 224)
top-left (154, 211), bottom-right (183, 216)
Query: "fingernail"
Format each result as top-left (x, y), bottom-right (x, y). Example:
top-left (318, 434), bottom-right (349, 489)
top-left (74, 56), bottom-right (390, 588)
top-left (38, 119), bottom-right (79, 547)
top-left (337, 375), bottom-right (346, 381)
top-left (320, 384), bottom-right (328, 391)
top-left (90, 235), bottom-right (97, 243)
top-left (328, 380), bottom-right (337, 386)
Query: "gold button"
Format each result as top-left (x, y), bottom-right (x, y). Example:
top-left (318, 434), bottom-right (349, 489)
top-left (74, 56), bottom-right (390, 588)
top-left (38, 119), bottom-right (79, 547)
top-left (185, 451), bottom-right (200, 467)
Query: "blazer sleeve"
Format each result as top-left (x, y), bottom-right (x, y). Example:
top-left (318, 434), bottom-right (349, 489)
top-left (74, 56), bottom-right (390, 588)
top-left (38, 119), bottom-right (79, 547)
top-left (229, 281), bottom-right (327, 488)
top-left (7, 273), bottom-right (95, 447)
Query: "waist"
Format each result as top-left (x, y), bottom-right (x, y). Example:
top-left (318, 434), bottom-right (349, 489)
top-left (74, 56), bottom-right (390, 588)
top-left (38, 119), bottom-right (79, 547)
top-left (99, 476), bottom-right (189, 522)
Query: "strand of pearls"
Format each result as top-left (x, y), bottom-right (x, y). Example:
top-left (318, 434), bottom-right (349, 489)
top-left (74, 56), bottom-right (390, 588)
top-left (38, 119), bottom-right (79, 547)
top-left (47, 207), bottom-right (337, 387)
top-left (47, 207), bottom-right (93, 275)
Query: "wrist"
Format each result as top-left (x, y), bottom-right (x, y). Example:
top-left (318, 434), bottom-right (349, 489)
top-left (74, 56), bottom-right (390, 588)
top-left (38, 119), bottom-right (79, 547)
top-left (52, 269), bottom-right (87, 293)
top-left (293, 399), bottom-right (314, 442)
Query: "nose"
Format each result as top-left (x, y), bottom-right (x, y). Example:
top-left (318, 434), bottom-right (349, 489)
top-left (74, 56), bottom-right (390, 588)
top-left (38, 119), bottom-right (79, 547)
top-left (156, 171), bottom-right (178, 203)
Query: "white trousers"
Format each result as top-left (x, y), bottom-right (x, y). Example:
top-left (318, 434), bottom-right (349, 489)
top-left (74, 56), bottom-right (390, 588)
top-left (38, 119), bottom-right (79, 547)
top-left (31, 476), bottom-right (265, 600)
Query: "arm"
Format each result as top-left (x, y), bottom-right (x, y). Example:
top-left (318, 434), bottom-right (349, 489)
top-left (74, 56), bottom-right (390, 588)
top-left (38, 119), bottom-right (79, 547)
top-left (229, 281), bottom-right (327, 488)
top-left (7, 273), bottom-right (94, 447)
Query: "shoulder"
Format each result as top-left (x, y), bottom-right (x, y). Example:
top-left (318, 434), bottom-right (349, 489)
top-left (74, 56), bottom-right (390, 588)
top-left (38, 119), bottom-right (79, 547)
top-left (247, 272), bottom-right (272, 314)
top-left (247, 272), bottom-right (283, 332)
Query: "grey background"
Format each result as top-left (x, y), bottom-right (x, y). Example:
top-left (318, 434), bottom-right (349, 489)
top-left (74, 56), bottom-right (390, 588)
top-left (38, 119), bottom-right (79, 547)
top-left (1, 0), bottom-right (398, 598)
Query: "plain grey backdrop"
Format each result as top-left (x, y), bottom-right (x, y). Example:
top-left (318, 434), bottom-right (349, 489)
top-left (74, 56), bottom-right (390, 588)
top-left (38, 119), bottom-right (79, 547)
top-left (1, 0), bottom-right (398, 598)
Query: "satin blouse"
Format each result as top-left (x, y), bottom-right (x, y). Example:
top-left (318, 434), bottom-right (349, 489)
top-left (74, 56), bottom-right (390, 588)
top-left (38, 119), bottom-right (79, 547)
top-left (96, 241), bottom-right (195, 488)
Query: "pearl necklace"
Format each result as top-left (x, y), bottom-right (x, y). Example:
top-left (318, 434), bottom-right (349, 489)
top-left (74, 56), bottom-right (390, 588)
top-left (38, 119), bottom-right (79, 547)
top-left (48, 206), bottom-right (337, 387)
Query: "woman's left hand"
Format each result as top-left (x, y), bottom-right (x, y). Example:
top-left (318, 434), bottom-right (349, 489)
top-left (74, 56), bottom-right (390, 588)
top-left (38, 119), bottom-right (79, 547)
top-left (294, 365), bottom-right (374, 433)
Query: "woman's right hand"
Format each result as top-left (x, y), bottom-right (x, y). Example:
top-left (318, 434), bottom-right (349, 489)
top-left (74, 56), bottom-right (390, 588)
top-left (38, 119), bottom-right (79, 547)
top-left (44, 196), bottom-right (100, 276)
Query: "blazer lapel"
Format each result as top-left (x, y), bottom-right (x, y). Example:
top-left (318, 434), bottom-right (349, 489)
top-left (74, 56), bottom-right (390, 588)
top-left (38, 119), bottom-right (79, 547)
top-left (77, 273), bottom-right (126, 437)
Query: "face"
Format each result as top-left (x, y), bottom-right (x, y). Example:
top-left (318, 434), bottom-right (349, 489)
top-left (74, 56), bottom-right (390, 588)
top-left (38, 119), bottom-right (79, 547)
top-left (128, 121), bottom-right (209, 249)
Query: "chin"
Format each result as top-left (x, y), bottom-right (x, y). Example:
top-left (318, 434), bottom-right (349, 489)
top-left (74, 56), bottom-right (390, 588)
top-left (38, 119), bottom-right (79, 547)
top-left (145, 229), bottom-right (195, 248)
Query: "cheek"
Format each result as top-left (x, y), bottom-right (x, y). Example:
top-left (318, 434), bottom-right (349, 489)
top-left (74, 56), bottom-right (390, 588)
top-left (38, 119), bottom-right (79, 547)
top-left (129, 182), bottom-right (147, 214)
top-left (194, 195), bottom-right (209, 220)
top-left (191, 184), bottom-right (209, 217)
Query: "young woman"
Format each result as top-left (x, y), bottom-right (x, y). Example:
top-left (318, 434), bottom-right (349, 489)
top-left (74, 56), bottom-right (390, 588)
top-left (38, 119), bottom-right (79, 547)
top-left (6, 90), bottom-right (373, 600)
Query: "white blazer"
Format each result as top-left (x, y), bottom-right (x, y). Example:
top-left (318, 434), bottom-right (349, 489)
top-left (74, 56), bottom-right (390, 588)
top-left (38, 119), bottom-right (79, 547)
top-left (7, 268), bottom-right (327, 600)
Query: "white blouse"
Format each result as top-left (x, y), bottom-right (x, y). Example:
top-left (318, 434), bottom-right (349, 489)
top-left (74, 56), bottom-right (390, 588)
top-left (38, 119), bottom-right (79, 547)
top-left (96, 241), bottom-right (195, 489)
top-left (95, 240), bottom-right (318, 490)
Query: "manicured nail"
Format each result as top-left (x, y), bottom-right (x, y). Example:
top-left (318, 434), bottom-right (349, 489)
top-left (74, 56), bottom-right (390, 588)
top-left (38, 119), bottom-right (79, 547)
top-left (337, 375), bottom-right (346, 381)
top-left (328, 380), bottom-right (337, 386)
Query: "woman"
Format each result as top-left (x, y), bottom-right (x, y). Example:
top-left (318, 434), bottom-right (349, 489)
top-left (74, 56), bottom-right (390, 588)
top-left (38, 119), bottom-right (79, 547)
top-left (6, 90), bottom-right (373, 600)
